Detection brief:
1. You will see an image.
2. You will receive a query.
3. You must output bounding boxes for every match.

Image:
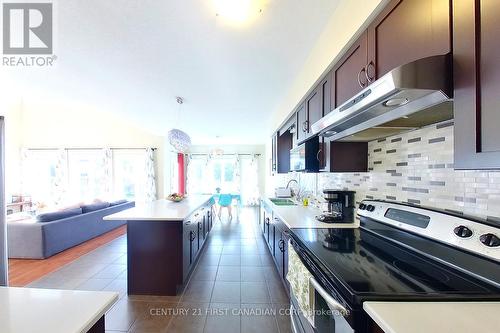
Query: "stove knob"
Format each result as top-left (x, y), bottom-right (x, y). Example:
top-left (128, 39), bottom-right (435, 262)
top-left (453, 225), bottom-right (473, 238)
top-left (359, 203), bottom-right (367, 210)
top-left (479, 233), bottom-right (500, 247)
top-left (366, 205), bottom-right (375, 212)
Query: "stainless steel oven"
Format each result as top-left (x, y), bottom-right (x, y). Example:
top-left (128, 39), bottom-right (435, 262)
top-left (288, 239), bottom-right (354, 333)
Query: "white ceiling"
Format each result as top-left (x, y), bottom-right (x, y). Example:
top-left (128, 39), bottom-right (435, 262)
top-left (3, 0), bottom-right (341, 144)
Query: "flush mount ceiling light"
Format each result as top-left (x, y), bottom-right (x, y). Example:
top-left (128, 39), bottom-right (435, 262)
top-left (213, 0), bottom-right (266, 25)
top-left (168, 97), bottom-right (192, 153)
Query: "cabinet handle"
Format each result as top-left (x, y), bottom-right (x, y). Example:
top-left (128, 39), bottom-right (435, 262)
top-left (302, 120), bottom-right (309, 132)
top-left (278, 239), bottom-right (285, 252)
top-left (366, 61), bottom-right (375, 83)
top-left (189, 231), bottom-right (196, 242)
top-left (265, 217), bottom-right (270, 225)
top-left (357, 67), bottom-right (367, 88)
top-left (185, 220), bottom-right (191, 225)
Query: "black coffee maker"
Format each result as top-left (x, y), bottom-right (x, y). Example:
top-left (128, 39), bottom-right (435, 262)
top-left (316, 190), bottom-right (356, 223)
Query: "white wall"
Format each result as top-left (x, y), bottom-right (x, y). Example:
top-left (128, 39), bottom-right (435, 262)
top-left (269, 0), bottom-right (387, 131)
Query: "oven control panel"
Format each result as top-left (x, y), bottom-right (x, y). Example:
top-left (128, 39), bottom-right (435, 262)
top-left (357, 200), bottom-right (500, 262)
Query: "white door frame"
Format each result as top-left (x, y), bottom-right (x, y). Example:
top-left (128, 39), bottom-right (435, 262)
top-left (0, 116), bottom-right (8, 286)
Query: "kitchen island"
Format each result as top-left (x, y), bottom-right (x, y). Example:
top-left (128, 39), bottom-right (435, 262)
top-left (104, 195), bottom-right (214, 296)
top-left (364, 301), bottom-right (500, 333)
top-left (0, 287), bottom-right (118, 333)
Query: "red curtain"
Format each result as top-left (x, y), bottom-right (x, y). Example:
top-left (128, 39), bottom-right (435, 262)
top-left (177, 153), bottom-right (185, 195)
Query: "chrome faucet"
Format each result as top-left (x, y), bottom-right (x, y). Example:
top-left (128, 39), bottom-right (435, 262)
top-left (285, 179), bottom-right (301, 199)
top-left (286, 179), bottom-right (298, 189)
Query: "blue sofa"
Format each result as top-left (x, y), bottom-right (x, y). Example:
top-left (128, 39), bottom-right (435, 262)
top-left (7, 201), bottom-right (134, 259)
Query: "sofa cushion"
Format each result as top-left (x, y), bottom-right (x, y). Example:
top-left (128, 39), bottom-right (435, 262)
top-left (110, 199), bottom-right (128, 206)
top-left (36, 208), bottom-right (83, 222)
top-left (81, 202), bottom-right (110, 213)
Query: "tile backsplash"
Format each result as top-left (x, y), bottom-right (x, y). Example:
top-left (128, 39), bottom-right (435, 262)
top-left (271, 121), bottom-right (500, 221)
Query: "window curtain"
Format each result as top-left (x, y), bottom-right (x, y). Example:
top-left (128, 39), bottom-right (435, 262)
top-left (144, 148), bottom-right (157, 201)
top-left (186, 153), bottom-right (260, 206)
top-left (233, 154), bottom-right (241, 194)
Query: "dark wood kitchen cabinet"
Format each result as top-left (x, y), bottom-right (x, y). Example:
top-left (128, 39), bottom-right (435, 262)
top-left (318, 139), bottom-right (368, 172)
top-left (305, 87), bottom-right (322, 134)
top-left (182, 218), bottom-right (198, 282)
top-left (277, 132), bottom-right (293, 173)
top-left (296, 77), bottom-right (329, 144)
top-left (330, 0), bottom-right (450, 110)
top-left (271, 123), bottom-right (294, 174)
top-left (454, 0), bottom-right (500, 169)
top-left (273, 217), bottom-right (290, 294)
top-left (271, 132), bottom-right (278, 174)
top-left (331, 31), bottom-right (368, 108)
top-left (366, 0), bottom-right (450, 80)
top-left (320, 71), bottom-right (333, 116)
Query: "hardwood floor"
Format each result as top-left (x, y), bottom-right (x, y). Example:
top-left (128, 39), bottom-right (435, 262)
top-left (8, 225), bottom-right (127, 287)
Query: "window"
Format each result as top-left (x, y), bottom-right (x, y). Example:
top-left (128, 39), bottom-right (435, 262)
top-left (112, 150), bottom-right (147, 202)
top-left (21, 148), bottom-right (154, 206)
top-left (22, 150), bottom-right (60, 206)
top-left (187, 154), bottom-right (260, 205)
top-left (67, 150), bottom-right (107, 203)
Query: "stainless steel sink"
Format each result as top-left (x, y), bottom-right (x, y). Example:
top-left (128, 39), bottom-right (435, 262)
top-left (269, 198), bottom-right (296, 206)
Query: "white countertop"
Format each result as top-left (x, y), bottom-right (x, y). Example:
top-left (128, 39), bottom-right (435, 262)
top-left (364, 301), bottom-right (500, 333)
top-left (0, 287), bottom-right (118, 333)
top-left (104, 195), bottom-right (213, 221)
top-left (263, 198), bottom-right (359, 229)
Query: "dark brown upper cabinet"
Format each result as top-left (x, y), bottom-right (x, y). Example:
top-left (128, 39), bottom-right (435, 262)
top-left (366, 0), bottom-right (451, 81)
top-left (454, 0), bottom-right (500, 169)
top-left (331, 32), bottom-right (368, 109)
top-left (320, 71), bottom-right (333, 116)
top-left (305, 87), bottom-right (321, 133)
top-left (277, 131), bottom-right (293, 173)
top-left (318, 139), bottom-right (368, 173)
top-left (296, 102), bottom-right (307, 143)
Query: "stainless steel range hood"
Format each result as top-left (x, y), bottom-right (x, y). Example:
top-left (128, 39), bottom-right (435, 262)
top-left (311, 54), bottom-right (453, 142)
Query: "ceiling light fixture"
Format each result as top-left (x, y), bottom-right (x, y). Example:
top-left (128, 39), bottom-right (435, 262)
top-left (168, 97), bottom-right (192, 153)
top-left (213, 0), bottom-right (265, 25)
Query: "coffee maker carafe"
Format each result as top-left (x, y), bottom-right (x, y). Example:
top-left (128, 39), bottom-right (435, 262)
top-left (316, 190), bottom-right (356, 223)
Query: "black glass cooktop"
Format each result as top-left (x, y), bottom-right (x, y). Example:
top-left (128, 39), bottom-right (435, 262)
top-left (291, 220), bottom-right (500, 303)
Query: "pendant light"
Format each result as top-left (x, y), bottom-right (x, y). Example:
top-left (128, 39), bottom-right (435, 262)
top-left (168, 97), bottom-right (192, 153)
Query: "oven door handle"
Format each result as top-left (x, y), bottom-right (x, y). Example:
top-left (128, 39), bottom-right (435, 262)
top-left (309, 277), bottom-right (348, 315)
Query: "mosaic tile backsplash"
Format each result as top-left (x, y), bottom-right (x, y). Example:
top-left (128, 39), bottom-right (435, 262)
top-left (271, 121), bottom-right (500, 222)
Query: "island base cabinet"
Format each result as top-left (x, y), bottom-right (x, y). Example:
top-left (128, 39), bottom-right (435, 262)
top-left (127, 221), bottom-right (183, 296)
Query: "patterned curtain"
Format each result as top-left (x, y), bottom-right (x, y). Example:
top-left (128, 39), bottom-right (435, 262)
top-left (52, 149), bottom-right (68, 206)
top-left (20, 148), bottom-right (29, 197)
top-left (144, 148), bottom-right (157, 201)
top-left (233, 154), bottom-right (241, 194)
top-left (100, 148), bottom-right (113, 199)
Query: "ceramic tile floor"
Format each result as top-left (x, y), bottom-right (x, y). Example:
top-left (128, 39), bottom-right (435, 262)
top-left (27, 207), bottom-right (291, 333)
